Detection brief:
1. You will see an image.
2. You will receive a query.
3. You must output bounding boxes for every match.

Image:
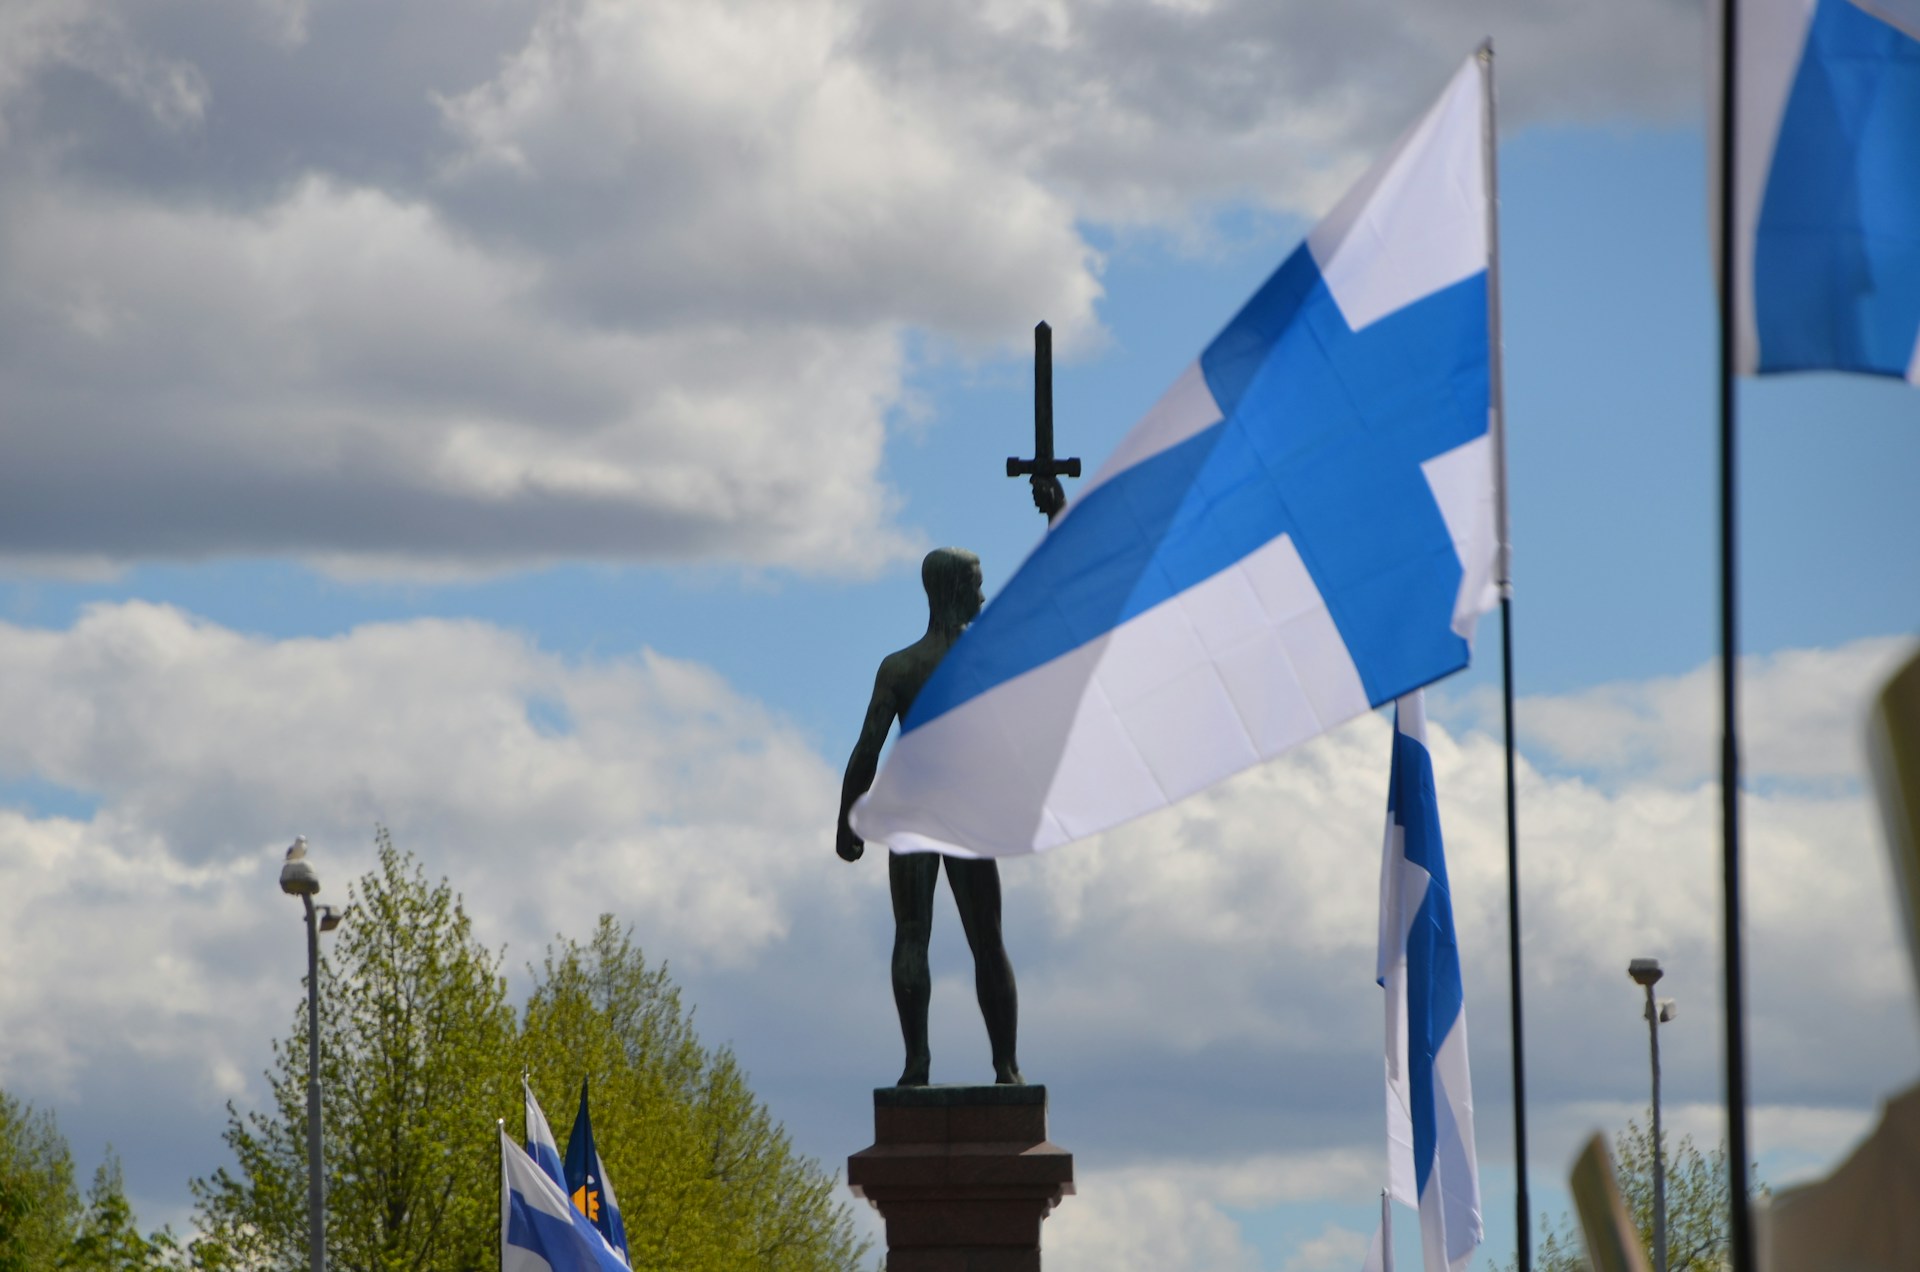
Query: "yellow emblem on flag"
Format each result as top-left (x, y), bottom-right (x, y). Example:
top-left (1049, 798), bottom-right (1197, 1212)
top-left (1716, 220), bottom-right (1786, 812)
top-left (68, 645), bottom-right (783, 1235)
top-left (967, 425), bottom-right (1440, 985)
top-left (571, 1184), bottom-right (600, 1222)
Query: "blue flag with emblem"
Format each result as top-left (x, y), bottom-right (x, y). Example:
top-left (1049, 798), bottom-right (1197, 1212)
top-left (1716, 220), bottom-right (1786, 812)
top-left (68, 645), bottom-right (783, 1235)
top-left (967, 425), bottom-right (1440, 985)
top-left (852, 52), bottom-right (1503, 858)
top-left (1728, 0), bottom-right (1920, 381)
top-left (563, 1080), bottom-right (629, 1264)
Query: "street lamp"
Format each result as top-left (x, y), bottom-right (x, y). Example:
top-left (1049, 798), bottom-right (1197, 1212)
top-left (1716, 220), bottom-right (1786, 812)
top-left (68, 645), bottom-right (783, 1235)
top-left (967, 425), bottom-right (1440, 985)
top-left (280, 837), bottom-right (341, 1272)
top-left (1628, 957), bottom-right (1676, 1272)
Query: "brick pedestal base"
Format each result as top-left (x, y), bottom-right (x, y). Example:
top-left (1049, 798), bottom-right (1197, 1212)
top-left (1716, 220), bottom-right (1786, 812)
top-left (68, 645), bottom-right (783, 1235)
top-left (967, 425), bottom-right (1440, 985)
top-left (847, 1085), bottom-right (1074, 1272)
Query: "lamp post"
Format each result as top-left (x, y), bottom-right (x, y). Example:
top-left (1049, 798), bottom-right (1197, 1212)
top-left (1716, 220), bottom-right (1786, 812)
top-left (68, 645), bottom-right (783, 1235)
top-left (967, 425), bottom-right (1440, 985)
top-left (1628, 957), bottom-right (1676, 1272)
top-left (280, 837), bottom-right (341, 1272)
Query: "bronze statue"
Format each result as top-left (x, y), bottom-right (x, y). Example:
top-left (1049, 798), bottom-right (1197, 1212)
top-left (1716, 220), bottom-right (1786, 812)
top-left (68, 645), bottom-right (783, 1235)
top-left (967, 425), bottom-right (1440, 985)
top-left (838, 547), bottom-right (1022, 1086)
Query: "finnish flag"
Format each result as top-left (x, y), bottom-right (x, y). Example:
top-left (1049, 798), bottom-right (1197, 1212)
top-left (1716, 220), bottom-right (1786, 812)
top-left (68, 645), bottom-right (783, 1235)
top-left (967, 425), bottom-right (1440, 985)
top-left (500, 1126), bottom-right (630, 1272)
top-left (1376, 692), bottom-right (1480, 1272)
top-left (853, 54), bottom-right (1501, 858)
top-left (524, 1077), bottom-right (565, 1189)
top-left (1728, 0), bottom-right (1920, 380)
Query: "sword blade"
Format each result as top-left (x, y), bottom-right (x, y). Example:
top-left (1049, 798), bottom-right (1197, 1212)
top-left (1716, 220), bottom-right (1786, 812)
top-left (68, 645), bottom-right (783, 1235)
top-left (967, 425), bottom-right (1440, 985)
top-left (1033, 320), bottom-right (1054, 464)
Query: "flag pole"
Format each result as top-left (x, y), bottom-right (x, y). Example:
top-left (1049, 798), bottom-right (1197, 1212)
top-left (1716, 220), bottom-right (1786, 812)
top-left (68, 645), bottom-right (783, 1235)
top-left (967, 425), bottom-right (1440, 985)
top-left (1382, 1189), bottom-right (1395, 1272)
top-left (1714, 2), bottom-right (1756, 1269)
top-left (1478, 37), bottom-right (1530, 1272)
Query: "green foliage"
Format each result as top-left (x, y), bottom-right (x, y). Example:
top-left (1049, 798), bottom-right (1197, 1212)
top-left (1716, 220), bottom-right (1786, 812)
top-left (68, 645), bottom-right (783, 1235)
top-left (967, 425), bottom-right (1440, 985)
top-left (1510, 1116), bottom-right (1764, 1272)
top-left (193, 833), bottom-right (867, 1271)
top-left (61, 1154), bottom-right (184, 1272)
top-left (522, 915), bottom-right (868, 1270)
top-left (0, 1100), bottom-right (178, 1272)
top-left (195, 829), bottom-right (517, 1271)
top-left (0, 1091), bottom-right (77, 1272)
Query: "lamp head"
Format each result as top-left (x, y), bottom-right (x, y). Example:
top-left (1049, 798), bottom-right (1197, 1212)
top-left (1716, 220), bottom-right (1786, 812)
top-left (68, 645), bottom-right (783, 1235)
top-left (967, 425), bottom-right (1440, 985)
top-left (279, 836), bottom-right (320, 897)
top-left (317, 905), bottom-right (343, 932)
top-left (1628, 957), bottom-right (1663, 987)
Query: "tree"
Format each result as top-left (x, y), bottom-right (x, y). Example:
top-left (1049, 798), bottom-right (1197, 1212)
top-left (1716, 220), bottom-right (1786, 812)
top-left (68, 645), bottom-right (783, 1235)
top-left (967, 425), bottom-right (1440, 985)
top-left (193, 830), bottom-right (518, 1270)
top-left (0, 1090), bottom-right (77, 1272)
top-left (192, 835), bottom-right (867, 1270)
top-left (0, 1098), bottom-right (177, 1272)
top-left (62, 1154), bottom-right (183, 1272)
top-left (1516, 1116), bottom-right (1763, 1272)
top-left (521, 916), bottom-right (868, 1270)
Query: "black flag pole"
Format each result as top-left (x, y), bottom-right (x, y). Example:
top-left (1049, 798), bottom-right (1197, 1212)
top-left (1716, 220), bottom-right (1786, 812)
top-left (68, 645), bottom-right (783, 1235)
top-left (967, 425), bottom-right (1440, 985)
top-left (1479, 39), bottom-right (1531, 1272)
top-left (1715, 3), bottom-right (1756, 1270)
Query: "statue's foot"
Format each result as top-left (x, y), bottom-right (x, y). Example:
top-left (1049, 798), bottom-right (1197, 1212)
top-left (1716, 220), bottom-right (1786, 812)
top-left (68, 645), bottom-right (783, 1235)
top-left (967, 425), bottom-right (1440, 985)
top-left (994, 1063), bottom-right (1025, 1086)
top-left (897, 1054), bottom-right (930, 1087)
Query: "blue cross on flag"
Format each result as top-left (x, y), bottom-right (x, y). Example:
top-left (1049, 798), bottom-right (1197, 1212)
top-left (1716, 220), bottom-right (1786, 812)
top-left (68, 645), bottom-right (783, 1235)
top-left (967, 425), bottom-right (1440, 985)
top-left (853, 52), bottom-right (1503, 858)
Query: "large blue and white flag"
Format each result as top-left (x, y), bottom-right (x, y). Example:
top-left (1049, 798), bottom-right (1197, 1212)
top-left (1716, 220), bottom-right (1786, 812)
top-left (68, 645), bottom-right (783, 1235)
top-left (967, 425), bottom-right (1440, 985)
top-left (525, 1078), bottom-right (565, 1189)
top-left (1377, 693), bottom-right (1481, 1272)
top-left (501, 1125), bottom-right (630, 1272)
top-left (1728, 0), bottom-right (1920, 379)
top-left (852, 53), bottom-right (1502, 858)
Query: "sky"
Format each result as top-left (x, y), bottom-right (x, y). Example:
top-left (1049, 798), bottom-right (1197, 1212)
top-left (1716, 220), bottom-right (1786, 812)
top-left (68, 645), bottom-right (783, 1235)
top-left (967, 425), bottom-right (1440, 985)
top-left (1, 1), bottom-right (1918, 1269)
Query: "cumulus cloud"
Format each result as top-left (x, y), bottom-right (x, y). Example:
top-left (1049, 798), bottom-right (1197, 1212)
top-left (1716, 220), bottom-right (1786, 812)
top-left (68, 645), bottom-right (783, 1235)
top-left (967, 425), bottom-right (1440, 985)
top-left (1046, 1163), bottom-right (1261, 1271)
top-left (0, 811), bottom-right (272, 1101)
top-left (432, 0), bottom-right (1101, 341)
top-left (1041, 1150), bottom-right (1382, 1271)
top-left (0, 174), bottom-right (915, 571)
top-left (1480, 636), bottom-right (1918, 789)
top-left (0, 0), bottom-right (1704, 573)
top-left (850, 0), bottom-right (1703, 228)
top-left (0, 600), bottom-right (853, 964)
top-left (0, 0), bottom-right (208, 142)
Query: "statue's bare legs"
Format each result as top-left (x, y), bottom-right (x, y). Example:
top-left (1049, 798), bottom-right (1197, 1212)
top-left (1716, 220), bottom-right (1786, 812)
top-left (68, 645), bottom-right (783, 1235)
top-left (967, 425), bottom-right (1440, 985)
top-left (889, 852), bottom-right (1022, 1086)
top-left (889, 852), bottom-right (937, 1086)
top-left (946, 857), bottom-right (1022, 1084)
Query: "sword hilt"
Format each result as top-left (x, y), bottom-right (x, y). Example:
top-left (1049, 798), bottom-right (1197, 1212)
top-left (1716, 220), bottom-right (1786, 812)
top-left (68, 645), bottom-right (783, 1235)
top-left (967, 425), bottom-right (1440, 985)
top-left (1005, 456), bottom-right (1082, 478)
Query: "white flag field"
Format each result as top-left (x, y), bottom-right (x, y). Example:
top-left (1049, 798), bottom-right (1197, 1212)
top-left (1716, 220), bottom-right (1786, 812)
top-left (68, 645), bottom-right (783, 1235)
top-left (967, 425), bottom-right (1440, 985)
top-left (852, 53), bottom-right (1503, 860)
top-left (524, 1078), bottom-right (565, 1187)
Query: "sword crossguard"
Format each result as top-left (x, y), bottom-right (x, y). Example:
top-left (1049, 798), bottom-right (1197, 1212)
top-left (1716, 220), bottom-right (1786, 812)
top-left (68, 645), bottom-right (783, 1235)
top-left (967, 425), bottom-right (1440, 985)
top-left (1005, 456), bottom-right (1083, 479)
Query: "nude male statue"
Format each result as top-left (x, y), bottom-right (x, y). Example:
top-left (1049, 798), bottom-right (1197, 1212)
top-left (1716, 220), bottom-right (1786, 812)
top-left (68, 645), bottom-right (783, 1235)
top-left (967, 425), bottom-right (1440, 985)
top-left (837, 547), bottom-right (1022, 1086)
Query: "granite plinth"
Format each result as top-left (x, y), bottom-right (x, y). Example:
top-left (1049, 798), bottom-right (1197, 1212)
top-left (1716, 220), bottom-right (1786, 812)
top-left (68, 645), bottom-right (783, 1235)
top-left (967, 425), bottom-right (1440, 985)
top-left (848, 1085), bottom-right (1074, 1272)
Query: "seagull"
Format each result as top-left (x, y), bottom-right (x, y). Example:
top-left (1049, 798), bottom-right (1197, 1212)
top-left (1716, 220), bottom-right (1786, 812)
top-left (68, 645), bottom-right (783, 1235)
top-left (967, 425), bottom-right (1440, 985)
top-left (285, 836), bottom-right (308, 862)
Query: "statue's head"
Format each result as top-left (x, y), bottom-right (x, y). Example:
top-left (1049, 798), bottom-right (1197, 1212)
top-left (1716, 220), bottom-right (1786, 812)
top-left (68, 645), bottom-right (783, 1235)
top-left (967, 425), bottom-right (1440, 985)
top-left (922, 547), bottom-right (984, 630)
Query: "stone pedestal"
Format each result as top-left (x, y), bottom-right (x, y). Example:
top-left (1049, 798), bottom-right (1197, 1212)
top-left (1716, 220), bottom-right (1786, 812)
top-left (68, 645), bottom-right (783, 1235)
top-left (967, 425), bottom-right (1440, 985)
top-left (847, 1084), bottom-right (1074, 1272)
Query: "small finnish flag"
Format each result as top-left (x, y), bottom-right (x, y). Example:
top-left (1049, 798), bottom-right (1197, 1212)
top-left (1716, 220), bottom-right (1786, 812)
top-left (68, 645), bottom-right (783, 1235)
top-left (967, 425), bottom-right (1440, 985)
top-left (1377, 693), bottom-right (1481, 1272)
